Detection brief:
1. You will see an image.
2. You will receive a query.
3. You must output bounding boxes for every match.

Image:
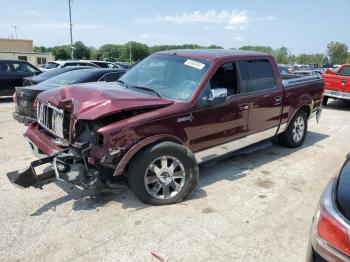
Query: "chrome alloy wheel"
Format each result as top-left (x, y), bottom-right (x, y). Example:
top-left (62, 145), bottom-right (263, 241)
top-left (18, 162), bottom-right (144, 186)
top-left (144, 156), bottom-right (186, 200)
top-left (292, 116), bottom-right (305, 143)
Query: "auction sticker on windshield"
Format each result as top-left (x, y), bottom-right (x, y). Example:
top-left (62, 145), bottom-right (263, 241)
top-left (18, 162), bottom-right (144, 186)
top-left (184, 59), bottom-right (205, 70)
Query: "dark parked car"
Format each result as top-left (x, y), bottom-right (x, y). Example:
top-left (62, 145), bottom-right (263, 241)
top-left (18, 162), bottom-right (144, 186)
top-left (8, 49), bottom-right (323, 206)
top-left (88, 61), bottom-right (122, 69)
top-left (23, 66), bottom-right (91, 86)
top-left (0, 60), bottom-right (42, 96)
top-left (13, 68), bottom-right (126, 124)
top-left (307, 154), bottom-right (350, 261)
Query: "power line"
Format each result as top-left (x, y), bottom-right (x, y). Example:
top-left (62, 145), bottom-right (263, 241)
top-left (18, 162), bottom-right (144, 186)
top-left (11, 25), bottom-right (19, 39)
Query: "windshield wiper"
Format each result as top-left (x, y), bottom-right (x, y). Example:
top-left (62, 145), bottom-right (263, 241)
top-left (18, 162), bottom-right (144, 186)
top-left (130, 86), bottom-right (163, 98)
top-left (116, 79), bottom-right (126, 87)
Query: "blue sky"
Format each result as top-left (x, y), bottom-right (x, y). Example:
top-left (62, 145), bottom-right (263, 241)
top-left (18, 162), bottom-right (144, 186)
top-left (0, 0), bottom-right (349, 54)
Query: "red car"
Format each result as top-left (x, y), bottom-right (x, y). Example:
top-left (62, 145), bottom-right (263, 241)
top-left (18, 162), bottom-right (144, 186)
top-left (322, 64), bottom-right (350, 105)
top-left (307, 154), bottom-right (350, 261)
top-left (7, 49), bottom-right (324, 205)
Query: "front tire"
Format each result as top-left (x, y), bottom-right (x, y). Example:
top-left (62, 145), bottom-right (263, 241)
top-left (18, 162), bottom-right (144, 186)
top-left (128, 141), bottom-right (198, 205)
top-left (278, 110), bottom-right (308, 148)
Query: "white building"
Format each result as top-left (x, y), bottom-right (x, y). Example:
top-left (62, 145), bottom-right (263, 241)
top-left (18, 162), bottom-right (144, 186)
top-left (0, 38), bottom-right (54, 66)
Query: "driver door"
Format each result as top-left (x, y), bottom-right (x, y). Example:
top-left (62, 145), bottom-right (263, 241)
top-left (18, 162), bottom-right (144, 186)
top-left (189, 61), bottom-right (250, 161)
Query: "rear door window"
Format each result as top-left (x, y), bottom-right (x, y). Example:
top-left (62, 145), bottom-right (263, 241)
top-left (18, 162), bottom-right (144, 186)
top-left (243, 60), bottom-right (276, 92)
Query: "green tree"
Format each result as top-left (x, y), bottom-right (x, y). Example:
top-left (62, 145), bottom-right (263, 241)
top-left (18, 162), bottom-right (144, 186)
top-left (239, 45), bottom-right (274, 54)
top-left (89, 47), bottom-right (98, 60)
top-left (33, 46), bottom-right (48, 53)
top-left (327, 41), bottom-right (348, 64)
top-left (122, 41), bottom-right (150, 61)
top-left (49, 45), bottom-right (71, 60)
top-left (274, 47), bottom-right (290, 64)
top-left (74, 41), bottom-right (91, 59)
top-left (295, 53), bottom-right (325, 65)
top-left (207, 44), bottom-right (223, 49)
top-left (98, 44), bottom-right (124, 61)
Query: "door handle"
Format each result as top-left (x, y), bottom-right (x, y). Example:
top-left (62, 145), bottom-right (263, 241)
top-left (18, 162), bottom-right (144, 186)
top-left (239, 104), bottom-right (249, 111)
top-left (274, 96), bottom-right (282, 105)
top-left (341, 80), bottom-right (347, 84)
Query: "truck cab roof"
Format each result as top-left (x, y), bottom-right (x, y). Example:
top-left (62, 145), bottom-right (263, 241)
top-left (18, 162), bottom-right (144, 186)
top-left (157, 49), bottom-right (269, 62)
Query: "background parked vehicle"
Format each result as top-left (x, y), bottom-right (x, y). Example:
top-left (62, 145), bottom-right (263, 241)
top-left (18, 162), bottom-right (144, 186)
top-left (83, 60), bottom-right (123, 69)
top-left (7, 49), bottom-right (324, 206)
top-left (23, 66), bottom-right (92, 86)
top-left (114, 62), bottom-right (134, 69)
top-left (13, 68), bottom-right (126, 124)
top-left (0, 60), bottom-right (42, 97)
top-left (306, 154), bottom-right (350, 262)
top-left (40, 60), bottom-right (99, 71)
top-left (322, 64), bottom-right (350, 106)
top-left (294, 70), bottom-right (322, 76)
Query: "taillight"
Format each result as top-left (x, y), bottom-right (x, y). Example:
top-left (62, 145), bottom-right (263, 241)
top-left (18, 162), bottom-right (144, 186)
top-left (317, 206), bottom-right (350, 256)
top-left (13, 92), bottom-right (16, 104)
top-left (33, 99), bottom-right (37, 110)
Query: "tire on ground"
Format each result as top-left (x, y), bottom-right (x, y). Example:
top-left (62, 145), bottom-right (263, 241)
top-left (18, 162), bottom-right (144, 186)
top-left (128, 141), bottom-right (198, 205)
top-left (278, 109), bottom-right (308, 148)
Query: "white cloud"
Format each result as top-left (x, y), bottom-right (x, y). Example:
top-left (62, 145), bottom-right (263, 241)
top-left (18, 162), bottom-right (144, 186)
top-left (136, 9), bottom-right (251, 31)
top-left (141, 33), bottom-right (150, 39)
top-left (135, 10), bottom-right (275, 32)
top-left (233, 36), bottom-right (243, 41)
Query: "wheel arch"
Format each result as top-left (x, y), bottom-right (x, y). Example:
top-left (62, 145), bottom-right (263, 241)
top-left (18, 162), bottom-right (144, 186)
top-left (113, 134), bottom-right (186, 176)
top-left (283, 102), bottom-right (312, 132)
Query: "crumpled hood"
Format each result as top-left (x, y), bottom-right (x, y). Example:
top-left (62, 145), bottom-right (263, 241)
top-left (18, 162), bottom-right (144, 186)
top-left (37, 82), bottom-right (174, 120)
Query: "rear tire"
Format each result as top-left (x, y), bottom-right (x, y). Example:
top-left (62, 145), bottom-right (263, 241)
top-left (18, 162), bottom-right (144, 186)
top-left (278, 110), bottom-right (308, 148)
top-left (322, 96), bottom-right (328, 106)
top-left (128, 141), bottom-right (198, 205)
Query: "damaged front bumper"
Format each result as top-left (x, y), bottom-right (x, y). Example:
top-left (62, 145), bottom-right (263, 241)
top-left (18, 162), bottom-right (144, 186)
top-left (7, 155), bottom-right (57, 189)
top-left (7, 149), bottom-right (99, 189)
top-left (7, 123), bottom-right (99, 189)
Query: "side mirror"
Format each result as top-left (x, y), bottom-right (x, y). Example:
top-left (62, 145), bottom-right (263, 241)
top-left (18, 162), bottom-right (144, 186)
top-left (203, 88), bottom-right (227, 106)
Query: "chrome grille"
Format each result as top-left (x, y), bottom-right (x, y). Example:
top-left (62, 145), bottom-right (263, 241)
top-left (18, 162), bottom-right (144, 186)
top-left (37, 101), bottom-right (65, 138)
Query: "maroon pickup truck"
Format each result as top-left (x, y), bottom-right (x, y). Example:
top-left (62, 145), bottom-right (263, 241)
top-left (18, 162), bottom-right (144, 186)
top-left (7, 49), bottom-right (324, 205)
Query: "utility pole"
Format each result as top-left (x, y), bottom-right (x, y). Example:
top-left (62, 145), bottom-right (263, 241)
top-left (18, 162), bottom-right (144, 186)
top-left (68, 0), bottom-right (74, 59)
top-left (11, 25), bottom-right (19, 39)
top-left (129, 44), bottom-right (132, 62)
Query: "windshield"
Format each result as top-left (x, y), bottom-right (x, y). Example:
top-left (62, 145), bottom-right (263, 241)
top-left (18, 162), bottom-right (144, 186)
top-left (119, 54), bottom-right (211, 101)
top-left (40, 69), bottom-right (94, 86)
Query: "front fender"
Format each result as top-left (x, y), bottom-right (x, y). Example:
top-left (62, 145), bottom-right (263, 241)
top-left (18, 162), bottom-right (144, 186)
top-left (113, 134), bottom-right (185, 176)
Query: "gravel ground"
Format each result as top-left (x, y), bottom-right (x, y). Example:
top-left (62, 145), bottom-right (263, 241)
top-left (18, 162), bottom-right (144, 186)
top-left (0, 98), bottom-right (349, 262)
